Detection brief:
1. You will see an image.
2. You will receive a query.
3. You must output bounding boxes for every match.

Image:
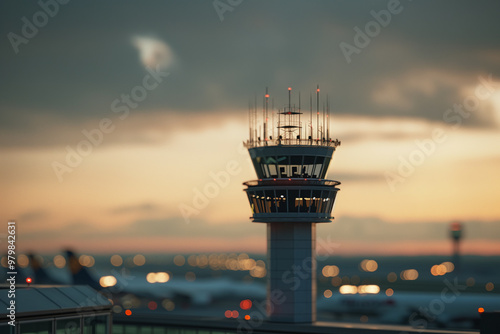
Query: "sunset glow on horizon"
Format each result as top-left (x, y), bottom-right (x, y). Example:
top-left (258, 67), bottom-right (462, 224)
top-left (3, 112), bottom-right (500, 255)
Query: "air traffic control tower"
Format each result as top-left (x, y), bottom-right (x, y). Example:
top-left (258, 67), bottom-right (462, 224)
top-left (243, 87), bottom-right (341, 323)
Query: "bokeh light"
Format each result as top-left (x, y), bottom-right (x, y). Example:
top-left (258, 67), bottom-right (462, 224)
top-left (174, 255), bottom-right (185, 266)
top-left (110, 255), bottom-right (123, 266)
top-left (99, 275), bottom-right (117, 288)
top-left (133, 254), bottom-right (146, 266)
top-left (53, 255), bottom-right (66, 268)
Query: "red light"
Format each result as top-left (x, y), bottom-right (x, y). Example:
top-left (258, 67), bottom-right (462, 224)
top-left (125, 309), bottom-right (132, 316)
top-left (240, 299), bottom-right (252, 310)
top-left (478, 307), bottom-right (485, 313)
top-left (273, 178), bottom-right (276, 181)
top-left (288, 178), bottom-right (291, 181)
top-left (224, 310), bottom-right (232, 318)
top-left (232, 310), bottom-right (239, 318)
top-left (26, 277), bottom-right (32, 284)
top-left (265, 94), bottom-right (269, 98)
top-left (148, 301), bottom-right (157, 310)
top-left (259, 179), bottom-right (262, 181)
top-left (304, 178), bottom-right (307, 181)
top-left (288, 87), bottom-right (292, 91)
top-left (245, 315), bottom-right (251, 320)
top-left (317, 88), bottom-right (320, 92)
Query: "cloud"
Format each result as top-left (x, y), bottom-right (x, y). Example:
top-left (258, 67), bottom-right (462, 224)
top-left (110, 202), bottom-right (158, 215)
top-left (131, 35), bottom-right (174, 70)
top-left (328, 172), bottom-right (383, 183)
top-left (19, 216), bottom-right (265, 247)
top-left (18, 209), bottom-right (48, 223)
top-left (368, 68), bottom-right (500, 128)
top-left (0, 109), bottom-right (245, 149)
top-left (324, 216), bottom-right (500, 242)
top-left (21, 220), bottom-right (93, 240)
top-left (124, 217), bottom-right (263, 239)
top-left (2, 1), bottom-right (500, 134)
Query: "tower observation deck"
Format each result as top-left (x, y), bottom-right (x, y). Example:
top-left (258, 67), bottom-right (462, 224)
top-left (243, 86), bottom-right (341, 323)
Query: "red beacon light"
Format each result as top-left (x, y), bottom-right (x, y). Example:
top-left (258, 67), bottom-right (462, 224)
top-left (288, 87), bottom-right (292, 91)
top-left (26, 277), bottom-right (32, 285)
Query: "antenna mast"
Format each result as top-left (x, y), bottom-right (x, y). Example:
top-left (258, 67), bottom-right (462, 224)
top-left (254, 94), bottom-right (257, 142)
top-left (327, 95), bottom-right (330, 141)
top-left (316, 85), bottom-right (320, 140)
top-left (323, 103), bottom-right (325, 141)
top-left (310, 93), bottom-right (312, 140)
top-left (265, 88), bottom-right (269, 142)
top-left (298, 92), bottom-right (301, 140)
top-left (271, 97), bottom-right (274, 141)
top-left (249, 100), bottom-right (252, 142)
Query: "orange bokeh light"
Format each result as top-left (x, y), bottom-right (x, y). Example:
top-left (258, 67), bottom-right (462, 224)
top-left (240, 299), bottom-right (252, 310)
top-left (125, 309), bottom-right (132, 316)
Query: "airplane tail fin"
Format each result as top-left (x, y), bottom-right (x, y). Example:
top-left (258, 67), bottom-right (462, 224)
top-left (28, 253), bottom-right (68, 285)
top-left (64, 249), bottom-right (101, 290)
top-left (28, 253), bottom-right (53, 284)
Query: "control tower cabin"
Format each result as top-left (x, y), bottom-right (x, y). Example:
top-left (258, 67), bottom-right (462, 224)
top-left (243, 86), bottom-right (341, 323)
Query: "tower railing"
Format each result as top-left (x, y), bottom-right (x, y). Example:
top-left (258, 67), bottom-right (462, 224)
top-left (243, 179), bottom-right (340, 186)
top-left (244, 138), bottom-right (341, 148)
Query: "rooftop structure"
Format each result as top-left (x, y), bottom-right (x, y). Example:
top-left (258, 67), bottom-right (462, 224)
top-left (0, 284), bottom-right (112, 333)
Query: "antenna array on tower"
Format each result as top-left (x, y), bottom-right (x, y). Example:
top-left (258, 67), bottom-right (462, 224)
top-left (247, 86), bottom-right (341, 148)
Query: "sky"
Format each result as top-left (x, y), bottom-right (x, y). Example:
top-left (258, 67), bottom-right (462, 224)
top-left (1, 0), bottom-right (500, 256)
